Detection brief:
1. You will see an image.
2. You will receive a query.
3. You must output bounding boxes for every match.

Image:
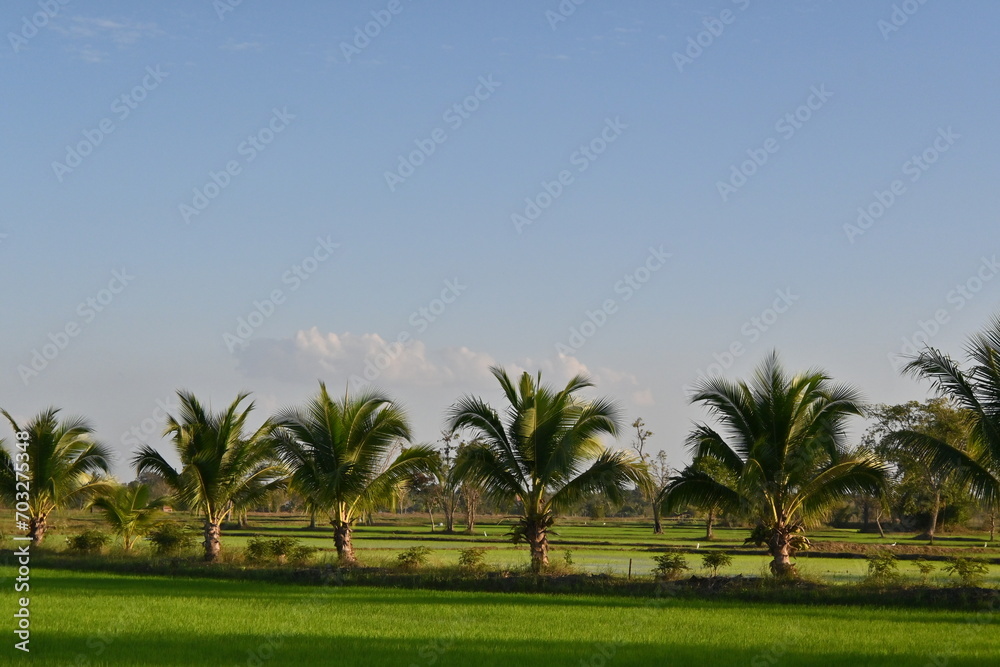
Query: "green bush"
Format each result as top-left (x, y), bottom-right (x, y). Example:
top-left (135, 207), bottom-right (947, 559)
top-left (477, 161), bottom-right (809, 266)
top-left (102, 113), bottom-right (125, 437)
top-left (865, 550), bottom-right (899, 584)
top-left (915, 558), bottom-right (935, 584)
top-left (245, 535), bottom-right (316, 565)
top-left (701, 551), bottom-right (733, 577)
top-left (66, 529), bottom-right (110, 554)
top-left (458, 547), bottom-right (488, 571)
top-left (562, 550), bottom-right (575, 568)
top-left (943, 557), bottom-right (989, 587)
top-left (147, 522), bottom-right (195, 556)
top-left (397, 546), bottom-right (432, 570)
top-left (653, 553), bottom-right (689, 581)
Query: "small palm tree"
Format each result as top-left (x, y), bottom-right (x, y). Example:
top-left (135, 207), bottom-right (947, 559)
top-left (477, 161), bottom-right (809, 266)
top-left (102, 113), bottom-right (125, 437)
top-left (663, 353), bottom-right (888, 576)
top-left (1, 408), bottom-right (111, 546)
top-left (133, 391), bottom-right (285, 561)
top-left (274, 382), bottom-right (436, 563)
top-left (88, 483), bottom-right (168, 551)
top-left (449, 366), bottom-right (652, 572)
top-left (890, 315), bottom-right (1000, 511)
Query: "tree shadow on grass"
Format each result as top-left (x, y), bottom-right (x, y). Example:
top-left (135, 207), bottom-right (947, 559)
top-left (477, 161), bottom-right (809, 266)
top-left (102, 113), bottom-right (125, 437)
top-left (26, 631), bottom-right (994, 667)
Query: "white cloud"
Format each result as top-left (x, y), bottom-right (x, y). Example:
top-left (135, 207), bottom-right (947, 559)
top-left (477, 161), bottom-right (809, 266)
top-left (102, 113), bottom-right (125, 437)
top-left (50, 16), bottom-right (161, 61)
top-left (235, 328), bottom-right (654, 411)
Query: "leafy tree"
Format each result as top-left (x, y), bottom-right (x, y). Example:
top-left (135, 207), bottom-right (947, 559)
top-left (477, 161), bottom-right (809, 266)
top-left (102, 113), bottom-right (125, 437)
top-left (663, 353), bottom-right (888, 576)
top-left (890, 316), bottom-right (1000, 525)
top-left (1, 408), bottom-right (111, 546)
top-left (273, 382), bottom-right (436, 563)
top-left (449, 366), bottom-right (652, 572)
top-left (458, 439), bottom-right (483, 535)
top-left (631, 418), bottom-right (670, 534)
top-left (133, 391), bottom-right (285, 561)
top-left (866, 399), bottom-right (973, 543)
top-left (88, 483), bottom-right (168, 551)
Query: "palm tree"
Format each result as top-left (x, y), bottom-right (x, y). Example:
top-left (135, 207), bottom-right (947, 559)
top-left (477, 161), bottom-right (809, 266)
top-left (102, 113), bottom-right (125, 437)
top-left (89, 483), bottom-right (168, 551)
top-left (890, 315), bottom-right (1000, 514)
top-left (1, 408), bottom-right (111, 546)
top-left (132, 391), bottom-right (285, 561)
top-left (274, 382), bottom-right (436, 563)
top-left (449, 366), bottom-right (652, 572)
top-left (662, 353), bottom-right (887, 576)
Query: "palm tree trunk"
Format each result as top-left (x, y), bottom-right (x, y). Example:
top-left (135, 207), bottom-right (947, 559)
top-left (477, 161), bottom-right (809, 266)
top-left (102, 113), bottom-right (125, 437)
top-left (875, 509), bottom-right (886, 539)
top-left (928, 490), bottom-right (941, 545)
top-left (203, 521), bottom-right (222, 562)
top-left (525, 518), bottom-right (549, 573)
top-left (652, 503), bottom-right (663, 535)
top-left (989, 510), bottom-right (996, 542)
top-left (705, 507), bottom-right (715, 540)
top-left (333, 521), bottom-right (356, 564)
top-left (768, 526), bottom-right (795, 577)
top-left (308, 508), bottom-right (317, 530)
top-left (29, 513), bottom-right (48, 547)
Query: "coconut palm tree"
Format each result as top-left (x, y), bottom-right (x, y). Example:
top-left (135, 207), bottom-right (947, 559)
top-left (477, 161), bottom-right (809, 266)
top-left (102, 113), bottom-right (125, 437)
top-left (889, 315), bottom-right (1000, 512)
top-left (88, 483), bottom-right (168, 551)
top-left (132, 391), bottom-right (285, 561)
top-left (273, 382), bottom-right (436, 563)
top-left (449, 366), bottom-right (652, 572)
top-left (662, 353), bottom-right (887, 576)
top-left (1, 408), bottom-right (112, 546)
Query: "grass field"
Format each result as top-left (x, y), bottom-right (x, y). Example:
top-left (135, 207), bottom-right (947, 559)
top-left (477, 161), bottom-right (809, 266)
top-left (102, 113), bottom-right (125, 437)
top-left (13, 510), bottom-right (999, 585)
top-left (6, 568), bottom-right (999, 667)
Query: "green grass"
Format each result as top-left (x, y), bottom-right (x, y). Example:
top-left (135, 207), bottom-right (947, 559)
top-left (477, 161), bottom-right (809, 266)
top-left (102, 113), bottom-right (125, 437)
top-left (9, 568), bottom-right (1000, 666)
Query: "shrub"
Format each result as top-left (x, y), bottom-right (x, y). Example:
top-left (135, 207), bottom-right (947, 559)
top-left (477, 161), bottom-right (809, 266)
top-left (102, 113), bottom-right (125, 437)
top-left (915, 558), bottom-right (935, 584)
top-left (458, 547), bottom-right (488, 571)
top-left (563, 550), bottom-right (575, 568)
top-left (245, 535), bottom-right (315, 565)
top-left (943, 557), bottom-right (989, 587)
top-left (701, 551), bottom-right (733, 577)
top-left (653, 553), bottom-right (689, 580)
top-left (397, 546), bottom-right (432, 570)
top-left (147, 522), bottom-right (195, 556)
top-left (66, 529), bottom-right (110, 554)
top-left (865, 550), bottom-right (899, 585)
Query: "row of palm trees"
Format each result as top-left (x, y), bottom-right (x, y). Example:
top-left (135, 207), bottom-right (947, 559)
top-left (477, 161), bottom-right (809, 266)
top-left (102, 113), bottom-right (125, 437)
top-left (4, 315), bottom-right (1000, 576)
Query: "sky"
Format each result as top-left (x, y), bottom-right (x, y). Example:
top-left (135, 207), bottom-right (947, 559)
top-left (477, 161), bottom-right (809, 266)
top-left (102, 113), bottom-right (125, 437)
top-left (2, 0), bottom-right (999, 479)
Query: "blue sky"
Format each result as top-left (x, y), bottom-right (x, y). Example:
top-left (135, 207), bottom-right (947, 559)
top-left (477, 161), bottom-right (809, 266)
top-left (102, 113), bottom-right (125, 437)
top-left (3, 0), bottom-right (999, 478)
